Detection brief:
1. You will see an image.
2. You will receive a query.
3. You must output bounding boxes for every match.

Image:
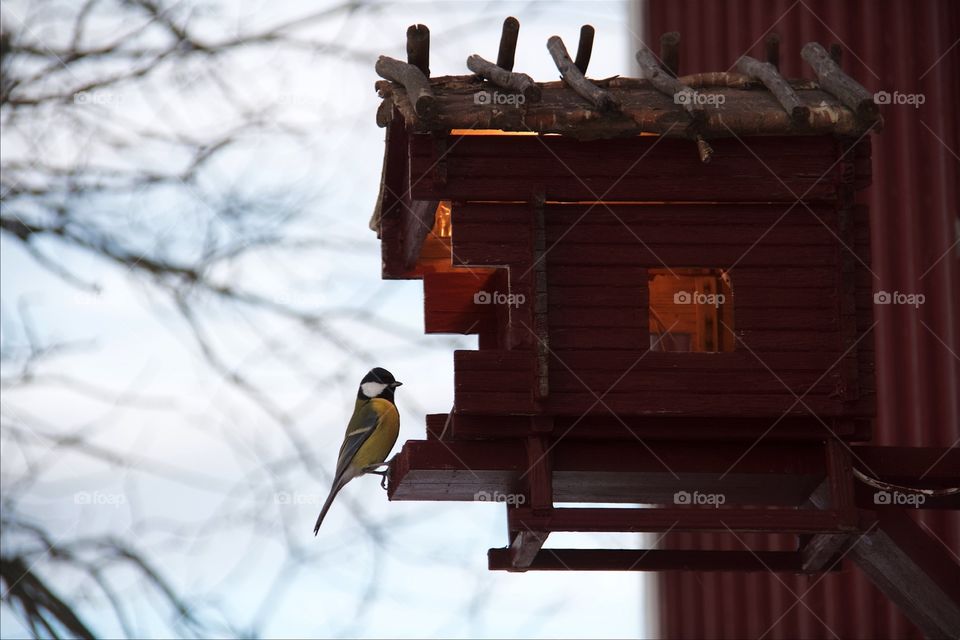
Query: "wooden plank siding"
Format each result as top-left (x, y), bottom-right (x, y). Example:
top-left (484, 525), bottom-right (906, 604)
top-left (447, 200), bottom-right (874, 422)
top-left (408, 134), bottom-right (848, 203)
top-left (376, 128), bottom-right (874, 435)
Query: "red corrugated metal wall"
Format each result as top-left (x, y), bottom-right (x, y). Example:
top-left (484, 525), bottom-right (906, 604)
top-left (641, 1), bottom-right (960, 638)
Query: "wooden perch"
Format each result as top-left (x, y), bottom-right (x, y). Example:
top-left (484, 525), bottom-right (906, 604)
top-left (547, 35), bottom-right (620, 112)
top-left (375, 56), bottom-right (436, 119)
top-left (660, 31), bottom-right (681, 77)
top-left (497, 17), bottom-right (520, 71)
top-left (635, 46), bottom-right (705, 122)
top-left (406, 24), bottom-right (430, 76)
top-left (574, 25), bottom-right (595, 74)
top-left (735, 55), bottom-right (809, 124)
top-left (802, 42), bottom-right (877, 120)
top-left (765, 33), bottom-right (780, 70)
top-left (467, 54), bottom-right (542, 102)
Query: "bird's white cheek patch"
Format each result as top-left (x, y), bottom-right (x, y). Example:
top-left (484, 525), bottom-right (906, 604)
top-left (361, 381), bottom-right (388, 398)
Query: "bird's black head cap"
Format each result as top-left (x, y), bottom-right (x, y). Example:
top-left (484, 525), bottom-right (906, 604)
top-left (358, 367), bottom-right (402, 402)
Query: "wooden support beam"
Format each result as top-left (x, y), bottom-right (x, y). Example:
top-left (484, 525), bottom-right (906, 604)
top-left (375, 56), bottom-right (436, 119)
top-left (406, 24), bottom-right (430, 76)
top-left (801, 472), bottom-right (859, 571)
top-left (765, 32), bottom-right (780, 70)
top-left (826, 437), bottom-right (859, 528)
top-left (388, 439), bottom-right (956, 506)
top-left (496, 17), bottom-right (520, 71)
top-left (489, 548), bottom-right (839, 573)
top-left (508, 506), bottom-right (857, 534)
top-left (735, 55), bottom-right (810, 124)
top-left (547, 35), bottom-right (620, 112)
top-left (808, 483), bottom-right (960, 636)
top-left (801, 532), bottom-right (854, 572)
top-left (850, 512), bottom-right (960, 638)
top-left (659, 31), bottom-right (681, 77)
top-left (801, 42), bottom-right (878, 121)
top-left (509, 530), bottom-right (549, 569)
top-left (466, 54), bottom-right (541, 102)
top-left (574, 25), bottom-right (595, 74)
top-left (525, 435), bottom-right (553, 511)
top-left (531, 192), bottom-right (549, 400)
top-left (635, 45), bottom-right (705, 124)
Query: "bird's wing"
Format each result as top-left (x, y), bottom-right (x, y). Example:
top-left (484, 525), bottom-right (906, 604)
top-left (333, 399), bottom-right (381, 478)
top-left (313, 402), bottom-right (381, 535)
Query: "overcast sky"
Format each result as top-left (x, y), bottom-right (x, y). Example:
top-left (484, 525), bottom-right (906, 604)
top-left (0, 2), bottom-right (659, 638)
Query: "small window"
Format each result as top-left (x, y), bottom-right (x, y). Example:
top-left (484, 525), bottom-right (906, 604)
top-left (648, 268), bottom-right (735, 353)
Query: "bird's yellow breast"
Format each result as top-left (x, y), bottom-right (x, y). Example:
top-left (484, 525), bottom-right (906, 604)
top-left (352, 398), bottom-right (400, 469)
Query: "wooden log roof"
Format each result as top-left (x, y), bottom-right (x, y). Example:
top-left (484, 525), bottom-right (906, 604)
top-left (374, 21), bottom-right (881, 142)
top-left (376, 74), bottom-right (871, 141)
top-left (370, 20), bottom-right (882, 234)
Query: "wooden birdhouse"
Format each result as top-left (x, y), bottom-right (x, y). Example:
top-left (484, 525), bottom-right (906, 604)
top-left (371, 21), bottom-right (888, 573)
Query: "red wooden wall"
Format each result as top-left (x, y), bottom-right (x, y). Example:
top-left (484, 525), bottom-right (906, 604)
top-left (641, 1), bottom-right (960, 637)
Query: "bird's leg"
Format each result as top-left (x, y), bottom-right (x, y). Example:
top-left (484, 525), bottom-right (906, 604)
top-left (362, 462), bottom-right (392, 490)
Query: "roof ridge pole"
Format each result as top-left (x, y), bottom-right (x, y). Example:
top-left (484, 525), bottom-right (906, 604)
top-left (547, 34), bottom-right (620, 112)
top-left (735, 54), bottom-right (810, 124)
top-left (801, 42), bottom-right (878, 121)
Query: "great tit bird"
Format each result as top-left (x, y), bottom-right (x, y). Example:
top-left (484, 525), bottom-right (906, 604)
top-left (313, 367), bottom-right (402, 534)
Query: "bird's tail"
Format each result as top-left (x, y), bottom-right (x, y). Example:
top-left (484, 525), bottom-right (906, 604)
top-left (313, 477), bottom-right (346, 535)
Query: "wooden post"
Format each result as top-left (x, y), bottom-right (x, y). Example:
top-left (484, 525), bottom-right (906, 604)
top-left (496, 16), bottom-right (520, 71)
top-left (765, 32), bottom-right (780, 70)
top-left (660, 31), bottom-right (681, 77)
top-left (531, 192), bottom-right (550, 401)
top-left (735, 55), bottom-right (810, 124)
top-left (802, 42), bottom-right (878, 120)
top-left (547, 35), bottom-right (620, 111)
top-left (829, 43), bottom-right (843, 66)
top-left (574, 25), bottom-right (595, 74)
top-left (510, 434), bottom-right (552, 570)
top-left (406, 24), bottom-right (430, 76)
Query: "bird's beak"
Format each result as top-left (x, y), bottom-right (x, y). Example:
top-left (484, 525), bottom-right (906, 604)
top-left (391, 381), bottom-right (403, 388)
